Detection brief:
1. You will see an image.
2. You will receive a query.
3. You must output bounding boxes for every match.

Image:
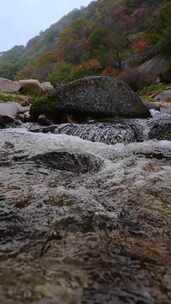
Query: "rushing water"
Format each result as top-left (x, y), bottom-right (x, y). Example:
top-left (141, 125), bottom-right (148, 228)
top-left (0, 111), bottom-right (171, 303)
top-left (29, 109), bottom-right (171, 145)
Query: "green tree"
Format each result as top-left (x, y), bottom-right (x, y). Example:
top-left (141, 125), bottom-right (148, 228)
top-left (48, 63), bottom-right (74, 86)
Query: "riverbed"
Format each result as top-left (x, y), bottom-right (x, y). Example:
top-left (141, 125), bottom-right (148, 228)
top-left (0, 116), bottom-right (171, 303)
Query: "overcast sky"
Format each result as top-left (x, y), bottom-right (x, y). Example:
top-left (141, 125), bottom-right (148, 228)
top-left (0, 0), bottom-right (92, 52)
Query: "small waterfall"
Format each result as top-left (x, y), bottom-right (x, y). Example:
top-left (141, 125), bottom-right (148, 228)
top-left (30, 120), bottom-right (147, 145)
top-left (55, 122), bottom-right (140, 144)
top-left (29, 108), bottom-right (171, 145)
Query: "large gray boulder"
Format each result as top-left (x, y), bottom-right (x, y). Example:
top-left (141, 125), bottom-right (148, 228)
top-left (138, 56), bottom-right (170, 81)
top-left (54, 76), bottom-right (150, 119)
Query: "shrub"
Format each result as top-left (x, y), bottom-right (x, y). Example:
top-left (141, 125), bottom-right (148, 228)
top-left (138, 83), bottom-right (168, 101)
top-left (48, 59), bottom-right (103, 86)
top-left (30, 96), bottom-right (58, 121)
top-left (0, 91), bottom-right (30, 104)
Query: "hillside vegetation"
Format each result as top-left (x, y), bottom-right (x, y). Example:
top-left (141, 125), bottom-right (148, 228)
top-left (0, 0), bottom-right (170, 84)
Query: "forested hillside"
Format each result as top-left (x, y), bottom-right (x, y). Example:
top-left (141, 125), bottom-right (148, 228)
top-left (0, 8), bottom-right (82, 80)
top-left (0, 0), bottom-right (170, 82)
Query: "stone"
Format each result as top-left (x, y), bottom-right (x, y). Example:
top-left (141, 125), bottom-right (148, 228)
top-left (149, 120), bottom-right (171, 140)
top-left (138, 56), bottom-right (170, 82)
top-left (19, 79), bottom-right (44, 96)
top-left (40, 82), bottom-right (54, 94)
top-left (0, 78), bottom-right (21, 93)
top-left (37, 114), bottom-right (51, 126)
top-left (31, 151), bottom-right (103, 174)
top-left (154, 88), bottom-right (171, 103)
top-left (144, 101), bottom-right (161, 111)
top-left (0, 115), bottom-right (15, 128)
top-left (18, 111), bottom-right (31, 123)
top-left (54, 76), bottom-right (150, 120)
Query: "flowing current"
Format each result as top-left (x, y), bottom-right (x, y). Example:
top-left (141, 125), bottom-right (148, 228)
top-left (0, 110), bottom-right (171, 304)
top-left (29, 109), bottom-right (171, 144)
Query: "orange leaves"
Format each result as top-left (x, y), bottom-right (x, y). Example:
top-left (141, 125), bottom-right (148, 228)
top-left (83, 59), bottom-right (102, 70)
top-left (75, 59), bottom-right (102, 73)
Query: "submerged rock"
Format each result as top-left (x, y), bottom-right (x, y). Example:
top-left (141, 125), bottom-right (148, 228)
top-left (31, 151), bottom-right (103, 173)
top-left (149, 120), bottom-right (171, 140)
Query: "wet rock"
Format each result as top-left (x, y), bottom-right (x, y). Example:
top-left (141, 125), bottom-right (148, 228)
top-left (31, 151), bottom-right (103, 174)
top-left (0, 130), bottom-right (171, 304)
top-left (18, 111), bottom-right (31, 123)
top-left (149, 120), bottom-right (171, 140)
top-left (0, 202), bottom-right (24, 244)
top-left (0, 114), bottom-right (20, 128)
top-left (37, 114), bottom-right (51, 126)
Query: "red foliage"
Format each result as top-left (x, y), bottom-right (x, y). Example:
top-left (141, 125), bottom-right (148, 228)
top-left (102, 66), bottom-right (120, 77)
top-left (133, 37), bottom-right (150, 54)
